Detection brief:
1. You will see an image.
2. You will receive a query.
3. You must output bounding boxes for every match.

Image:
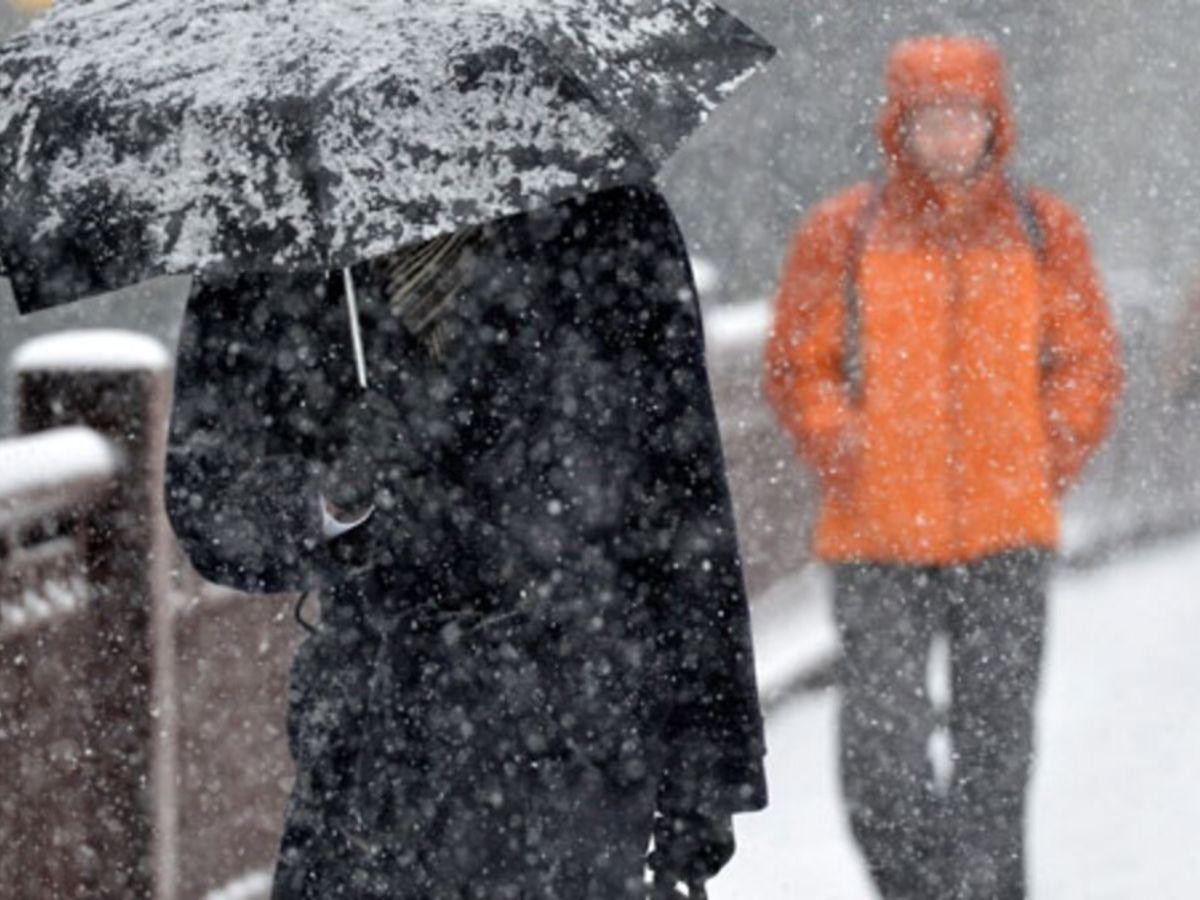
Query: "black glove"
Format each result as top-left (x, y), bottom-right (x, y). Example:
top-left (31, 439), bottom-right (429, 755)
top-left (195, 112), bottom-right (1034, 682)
top-left (648, 813), bottom-right (735, 897)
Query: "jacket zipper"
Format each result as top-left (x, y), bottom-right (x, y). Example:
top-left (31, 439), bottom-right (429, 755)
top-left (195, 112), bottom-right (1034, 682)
top-left (945, 244), bottom-right (965, 556)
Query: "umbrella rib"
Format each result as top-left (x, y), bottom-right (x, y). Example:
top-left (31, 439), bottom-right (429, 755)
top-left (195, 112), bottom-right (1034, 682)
top-left (382, 229), bottom-right (480, 334)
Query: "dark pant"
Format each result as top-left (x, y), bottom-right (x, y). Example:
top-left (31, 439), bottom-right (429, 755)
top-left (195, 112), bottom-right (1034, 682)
top-left (834, 550), bottom-right (1048, 900)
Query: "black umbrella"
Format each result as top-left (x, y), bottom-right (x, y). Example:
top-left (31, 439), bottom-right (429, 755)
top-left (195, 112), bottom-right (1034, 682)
top-left (0, 0), bottom-right (774, 318)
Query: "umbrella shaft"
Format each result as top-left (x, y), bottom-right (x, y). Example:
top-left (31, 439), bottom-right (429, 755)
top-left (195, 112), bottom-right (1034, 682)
top-left (343, 267), bottom-right (369, 390)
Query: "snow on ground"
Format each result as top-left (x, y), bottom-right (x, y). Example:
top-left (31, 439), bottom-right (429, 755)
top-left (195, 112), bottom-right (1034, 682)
top-left (750, 563), bottom-right (837, 704)
top-left (715, 535), bottom-right (1200, 899)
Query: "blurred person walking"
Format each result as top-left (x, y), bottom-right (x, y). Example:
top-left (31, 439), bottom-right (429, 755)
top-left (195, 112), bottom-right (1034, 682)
top-left (764, 36), bottom-right (1122, 900)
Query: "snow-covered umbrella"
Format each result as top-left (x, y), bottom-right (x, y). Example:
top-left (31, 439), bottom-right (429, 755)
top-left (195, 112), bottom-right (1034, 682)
top-left (0, 0), bottom-right (774, 317)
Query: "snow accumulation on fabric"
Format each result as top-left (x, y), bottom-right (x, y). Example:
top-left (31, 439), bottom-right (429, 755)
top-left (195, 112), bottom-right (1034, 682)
top-left (0, 426), bottom-right (121, 498)
top-left (11, 328), bottom-right (170, 372)
top-left (0, 0), bottom-right (773, 288)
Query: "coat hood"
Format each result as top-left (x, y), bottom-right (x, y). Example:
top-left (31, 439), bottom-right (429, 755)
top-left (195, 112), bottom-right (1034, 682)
top-left (878, 36), bottom-right (1016, 176)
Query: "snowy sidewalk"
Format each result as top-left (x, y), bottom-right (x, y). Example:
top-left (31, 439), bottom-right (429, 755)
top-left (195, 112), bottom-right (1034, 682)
top-left (715, 535), bottom-right (1200, 899)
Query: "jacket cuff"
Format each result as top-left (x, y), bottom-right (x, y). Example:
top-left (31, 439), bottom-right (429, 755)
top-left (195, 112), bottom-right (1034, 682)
top-left (657, 738), bottom-right (768, 819)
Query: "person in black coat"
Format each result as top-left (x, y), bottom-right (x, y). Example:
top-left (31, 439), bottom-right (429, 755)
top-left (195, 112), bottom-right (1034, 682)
top-left (165, 183), bottom-right (767, 899)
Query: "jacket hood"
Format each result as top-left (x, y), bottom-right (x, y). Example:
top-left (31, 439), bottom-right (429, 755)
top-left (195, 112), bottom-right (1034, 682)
top-left (878, 36), bottom-right (1016, 175)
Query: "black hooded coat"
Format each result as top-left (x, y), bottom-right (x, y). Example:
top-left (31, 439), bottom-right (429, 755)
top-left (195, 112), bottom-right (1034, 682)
top-left (165, 184), bottom-right (766, 898)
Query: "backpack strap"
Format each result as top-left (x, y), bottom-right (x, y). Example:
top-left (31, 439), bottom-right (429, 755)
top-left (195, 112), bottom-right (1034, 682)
top-left (1009, 176), bottom-right (1047, 263)
top-left (1006, 178), bottom-right (1059, 378)
top-left (842, 183), bottom-right (883, 402)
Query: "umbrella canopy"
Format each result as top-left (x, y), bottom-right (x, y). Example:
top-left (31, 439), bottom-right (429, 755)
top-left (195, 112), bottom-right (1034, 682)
top-left (0, 0), bottom-right (773, 312)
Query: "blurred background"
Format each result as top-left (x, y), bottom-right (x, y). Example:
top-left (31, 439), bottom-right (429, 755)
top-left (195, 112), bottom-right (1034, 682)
top-left (2, 2), bottom-right (1199, 897)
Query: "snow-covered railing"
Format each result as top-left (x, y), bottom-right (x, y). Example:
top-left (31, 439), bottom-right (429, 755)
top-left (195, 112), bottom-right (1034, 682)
top-left (0, 330), bottom-right (300, 900)
top-left (0, 426), bottom-right (122, 636)
top-left (0, 425), bottom-right (121, 516)
top-left (12, 327), bottom-right (172, 374)
top-left (0, 330), bottom-right (178, 898)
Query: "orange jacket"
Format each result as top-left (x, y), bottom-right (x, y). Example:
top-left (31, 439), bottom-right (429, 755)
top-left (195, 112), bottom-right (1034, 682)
top-left (765, 37), bottom-right (1123, 564)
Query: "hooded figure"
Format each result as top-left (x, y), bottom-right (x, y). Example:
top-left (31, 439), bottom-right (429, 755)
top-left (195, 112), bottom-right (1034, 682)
top-left (166, 184), bottom-right (767, 899)
top-left (766, 37), bottom-right (1121, 899)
